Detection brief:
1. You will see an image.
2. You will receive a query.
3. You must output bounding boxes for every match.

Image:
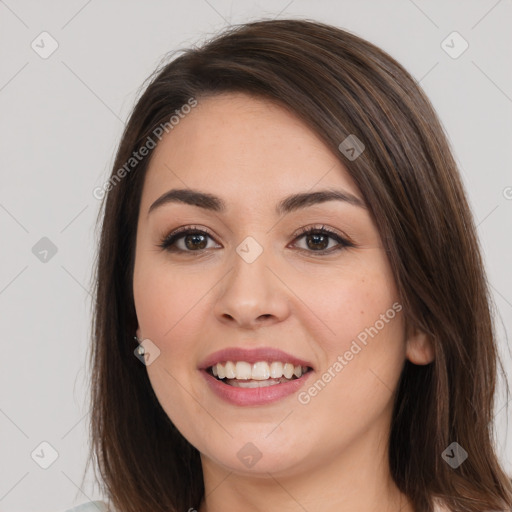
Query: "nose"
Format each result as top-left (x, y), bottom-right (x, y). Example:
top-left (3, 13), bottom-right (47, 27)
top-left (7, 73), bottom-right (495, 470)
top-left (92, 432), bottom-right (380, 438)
top-left (213, 244), bottom-right (290, 330)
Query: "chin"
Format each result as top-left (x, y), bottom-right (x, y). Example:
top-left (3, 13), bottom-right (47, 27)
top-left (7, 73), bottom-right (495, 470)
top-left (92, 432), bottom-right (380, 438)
top-left (198, 431), bottom-right (313, 477)
top-left (210, 451), bottom-right (306, 477)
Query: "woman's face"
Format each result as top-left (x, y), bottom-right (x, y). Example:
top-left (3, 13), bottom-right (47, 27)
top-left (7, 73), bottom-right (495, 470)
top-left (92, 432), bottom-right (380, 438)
top-left (133, 92), bottom-right (428, 478)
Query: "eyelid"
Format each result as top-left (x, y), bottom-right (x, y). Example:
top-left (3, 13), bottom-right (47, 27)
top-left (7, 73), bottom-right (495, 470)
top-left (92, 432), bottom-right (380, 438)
top-left (163, 224), bottom-right (216, 239)
top-left (291, 224), bottom-right (347, 241)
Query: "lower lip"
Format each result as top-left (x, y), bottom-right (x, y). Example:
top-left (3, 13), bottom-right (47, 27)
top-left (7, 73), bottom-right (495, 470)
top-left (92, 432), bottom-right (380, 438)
top-left (200, 369), bottom-right (313, 406)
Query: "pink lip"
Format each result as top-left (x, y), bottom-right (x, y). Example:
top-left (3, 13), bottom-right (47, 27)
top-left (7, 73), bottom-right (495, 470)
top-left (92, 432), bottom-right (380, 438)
top-left (198, 347), bottom-right (314, 407)
top-left (200, 369), bottom-right (314, 406)
top-left (198, 347), bottom-right (314, 370)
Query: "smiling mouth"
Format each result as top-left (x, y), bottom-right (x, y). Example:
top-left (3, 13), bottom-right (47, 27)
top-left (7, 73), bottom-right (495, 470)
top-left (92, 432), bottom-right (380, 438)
top-left (207, 361), bottom-right (313, 388)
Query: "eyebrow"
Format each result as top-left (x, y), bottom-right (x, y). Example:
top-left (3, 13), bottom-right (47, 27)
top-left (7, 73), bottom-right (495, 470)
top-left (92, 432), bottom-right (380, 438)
top-left (147, 187), bottom-right (366, 217)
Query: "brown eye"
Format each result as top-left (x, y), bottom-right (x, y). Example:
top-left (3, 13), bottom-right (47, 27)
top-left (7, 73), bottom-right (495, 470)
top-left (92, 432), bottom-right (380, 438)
top-left (182, 232), bottom-right (208, 250)
top-left (304, 232), bottom-right (330, 251)
top-left (158, 227), bottom-right (219, 253)
top-left (291, 226), bottom-right (354, 255)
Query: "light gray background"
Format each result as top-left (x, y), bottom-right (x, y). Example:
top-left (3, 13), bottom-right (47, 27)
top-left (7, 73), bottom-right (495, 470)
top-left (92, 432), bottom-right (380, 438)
top-left (1, 1), bottom-right (511, 511)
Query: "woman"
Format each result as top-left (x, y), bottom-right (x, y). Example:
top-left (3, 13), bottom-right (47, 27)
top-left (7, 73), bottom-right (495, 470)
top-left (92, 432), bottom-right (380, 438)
top-left (73, 18), bottom-right (511, 512)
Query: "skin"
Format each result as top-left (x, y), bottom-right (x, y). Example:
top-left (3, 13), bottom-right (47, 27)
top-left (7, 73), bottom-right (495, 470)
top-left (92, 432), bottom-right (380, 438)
top-left (133, 92), bottom-right (434, 512)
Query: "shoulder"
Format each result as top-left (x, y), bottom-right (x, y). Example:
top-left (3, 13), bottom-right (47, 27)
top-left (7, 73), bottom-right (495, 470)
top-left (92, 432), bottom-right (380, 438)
top-left (63, 501), bottom-right (109, 512)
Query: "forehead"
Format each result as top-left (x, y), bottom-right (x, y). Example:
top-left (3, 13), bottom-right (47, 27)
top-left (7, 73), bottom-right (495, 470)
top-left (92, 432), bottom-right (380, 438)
top-left (141, 92), bottom-right (361, 211)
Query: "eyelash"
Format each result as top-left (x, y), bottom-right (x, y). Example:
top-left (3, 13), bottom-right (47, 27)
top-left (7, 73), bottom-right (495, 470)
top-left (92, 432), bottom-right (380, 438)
top-left (156, 224), bottom-right (355, 256)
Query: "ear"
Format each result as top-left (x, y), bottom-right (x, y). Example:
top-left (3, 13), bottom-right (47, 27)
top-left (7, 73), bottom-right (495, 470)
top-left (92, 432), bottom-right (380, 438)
top-left (135, 326), bottom-right (142, 341)
top-left (405, 324), bottom-right (435, 365)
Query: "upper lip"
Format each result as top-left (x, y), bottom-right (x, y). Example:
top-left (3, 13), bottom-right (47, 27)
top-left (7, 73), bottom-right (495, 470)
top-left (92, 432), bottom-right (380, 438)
top-left (199, 347), bottom-right (314, 370)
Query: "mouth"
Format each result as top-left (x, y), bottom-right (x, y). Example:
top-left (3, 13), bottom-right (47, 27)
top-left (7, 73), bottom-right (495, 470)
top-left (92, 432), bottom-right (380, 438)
top-left (207, 361), bottom-right (313, 388)
top-left (199, 347), bottom-right (315, 406)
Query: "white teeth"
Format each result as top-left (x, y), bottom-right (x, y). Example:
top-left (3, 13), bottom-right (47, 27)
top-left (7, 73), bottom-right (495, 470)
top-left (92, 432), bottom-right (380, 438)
top-left (269, 361), bottom-right (283, 378)
top-left (235, 361), bottom-right (252, 379)
top-left (283, 363), bottom-right (294, 379)
top-left (252, 361), bottom-right (270, 380)
top-left (211, 360), bottom-right (310, 381)
top-left (216, 363), bottom-right (226, 379)
top-left (224, 361), bottom-right (236, 379)
top-left (229, 379), bottom-right (282, 388)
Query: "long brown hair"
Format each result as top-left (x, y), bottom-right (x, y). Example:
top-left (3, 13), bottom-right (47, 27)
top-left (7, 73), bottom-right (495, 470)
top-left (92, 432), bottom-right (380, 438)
top-left (85, 18), bottom-right (512, 512)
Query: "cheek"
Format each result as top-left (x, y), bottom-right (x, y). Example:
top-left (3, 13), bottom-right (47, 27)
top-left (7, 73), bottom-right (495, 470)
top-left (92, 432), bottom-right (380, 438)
top-left (289, 250), bottom-right (401, 355)
top-left (133, 254), bottom-right (215, 404)
top-left (298, 306), bottom-right (405, 448)
top-left (133, 262), bottom-right (212, 438)
top-left (312, 301), bottom-right (404, 404)
top-left (133, 254), bottom-right (212, 341)
top-left (294, 251), bottom-right (405, 412)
